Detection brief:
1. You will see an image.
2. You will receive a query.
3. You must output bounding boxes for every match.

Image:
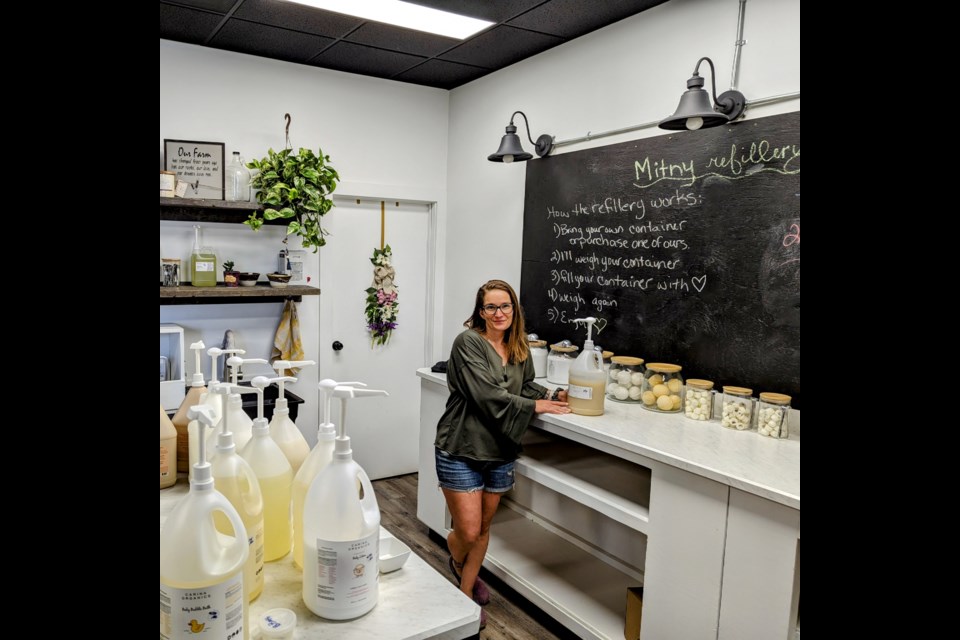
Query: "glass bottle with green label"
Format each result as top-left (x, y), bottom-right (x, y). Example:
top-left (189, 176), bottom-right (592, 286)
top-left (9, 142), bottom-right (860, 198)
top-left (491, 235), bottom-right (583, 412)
top-left (190, 225), bottom-right (218, 287)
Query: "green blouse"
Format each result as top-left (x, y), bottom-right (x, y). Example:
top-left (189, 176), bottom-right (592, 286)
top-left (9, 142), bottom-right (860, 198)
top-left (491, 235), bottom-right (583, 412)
top-left (434, 329), bottom-right (549, 462)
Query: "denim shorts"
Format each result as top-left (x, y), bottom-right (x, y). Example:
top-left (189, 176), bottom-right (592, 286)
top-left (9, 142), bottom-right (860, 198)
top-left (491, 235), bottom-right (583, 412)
top-left (435, 448), bottom-right (515, 493)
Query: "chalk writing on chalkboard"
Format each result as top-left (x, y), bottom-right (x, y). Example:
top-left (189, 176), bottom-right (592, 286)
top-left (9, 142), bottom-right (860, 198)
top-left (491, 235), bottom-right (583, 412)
top-left (520, 112), bottom-right (801, 407)
top-left (163, 139), bottom-right (225, 200)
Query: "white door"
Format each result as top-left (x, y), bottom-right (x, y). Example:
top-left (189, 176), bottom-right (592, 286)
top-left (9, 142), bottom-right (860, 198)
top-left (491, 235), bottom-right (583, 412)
top-left (318, 198), bottom-right (430, 479)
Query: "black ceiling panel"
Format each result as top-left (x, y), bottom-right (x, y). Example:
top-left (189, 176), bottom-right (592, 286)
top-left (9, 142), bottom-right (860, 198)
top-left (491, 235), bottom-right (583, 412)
top-left (393, 59), bottom-right (490, 90)
top-left (508, 0), bottom-right (668, 38)
top-left (234, 0), bottom-right (362, 38)
top-left (160, 0), bottom-right (669, 90)
top-left (439, 25), bottom-right (562, 69)
top-left (160, 4), bottom-right (226, 44)
top-left (309, 41), bottom-right (427, 79)
top-left (164, 0), bottom-right (235, 13)
top-left (344, 21), bottom-right (459, 58)
top-left (212, 19), bottom-right (334, 63)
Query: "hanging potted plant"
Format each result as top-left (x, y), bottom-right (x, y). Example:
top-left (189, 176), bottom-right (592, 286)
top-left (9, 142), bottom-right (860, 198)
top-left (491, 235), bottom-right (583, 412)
top-left (244, 115), bottom-right (340, 251)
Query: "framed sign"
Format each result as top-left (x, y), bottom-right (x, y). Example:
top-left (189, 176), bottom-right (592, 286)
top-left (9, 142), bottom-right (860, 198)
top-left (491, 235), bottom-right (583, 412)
top-left (163, 139), bottom-right (225, 199)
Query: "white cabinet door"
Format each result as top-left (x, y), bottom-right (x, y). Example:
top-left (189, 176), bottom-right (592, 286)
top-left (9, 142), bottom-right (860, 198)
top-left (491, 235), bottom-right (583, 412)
top-left (319, 198), bottom-right (430, 479)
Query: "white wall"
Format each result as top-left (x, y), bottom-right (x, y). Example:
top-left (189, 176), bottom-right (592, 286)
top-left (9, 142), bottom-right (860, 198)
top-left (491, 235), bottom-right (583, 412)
top-left (441, 0), bottom-right (801, 350)
top-left (160, 41), bottom-right (449, 439)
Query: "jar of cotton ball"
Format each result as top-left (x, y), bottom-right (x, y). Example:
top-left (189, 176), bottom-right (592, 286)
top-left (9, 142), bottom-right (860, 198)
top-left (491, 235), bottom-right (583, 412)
top-left (640, 363), bottom-right (684, 412)
top-left (756, 392), bottom-right (791, 438)
top-left (546, 341), bottom-right (579, 385)
top-left (606, 357), bottom-right (645, 402)
top-left (721, 386), bottom-right (754, 430)
top-left (684, 379), bottom-right (715, 421)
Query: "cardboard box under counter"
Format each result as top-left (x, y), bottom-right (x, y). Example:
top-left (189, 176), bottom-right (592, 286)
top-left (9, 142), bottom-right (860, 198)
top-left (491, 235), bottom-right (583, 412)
top-left (624, 586), bottom-right (643, 640)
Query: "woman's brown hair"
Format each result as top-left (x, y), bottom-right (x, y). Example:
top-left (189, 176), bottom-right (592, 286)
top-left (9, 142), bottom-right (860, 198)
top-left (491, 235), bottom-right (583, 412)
top-left (464, 279), bottom-right (530, 364)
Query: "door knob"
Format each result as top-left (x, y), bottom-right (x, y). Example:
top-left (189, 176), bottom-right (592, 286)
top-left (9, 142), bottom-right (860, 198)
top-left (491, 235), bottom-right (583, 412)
top-left (332, 341), bottom-right (344, 351)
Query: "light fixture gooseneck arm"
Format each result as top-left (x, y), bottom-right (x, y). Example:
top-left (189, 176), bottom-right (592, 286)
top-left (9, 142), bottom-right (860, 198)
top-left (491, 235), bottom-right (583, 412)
top-left (692, 58), bottom-right (720, 109)
top-left (510, 111), bottom-right (538, 147)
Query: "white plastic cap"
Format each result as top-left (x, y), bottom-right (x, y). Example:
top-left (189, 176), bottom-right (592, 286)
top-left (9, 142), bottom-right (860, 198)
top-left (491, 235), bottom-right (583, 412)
top-left (190, 341), bottom-right (207, 387)
top-left (260, 608), bottom-right (297, 639)
top-left (252, 417), bottom-right (269, 434)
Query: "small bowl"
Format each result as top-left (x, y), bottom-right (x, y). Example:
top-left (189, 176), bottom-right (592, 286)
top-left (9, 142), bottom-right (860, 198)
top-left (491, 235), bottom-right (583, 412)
top-left (379, 533), bottom-right (411, 573)
top-left (238, 272), bottom-right (260, 287)
top-left (267, 273), bottom-right (291, 289)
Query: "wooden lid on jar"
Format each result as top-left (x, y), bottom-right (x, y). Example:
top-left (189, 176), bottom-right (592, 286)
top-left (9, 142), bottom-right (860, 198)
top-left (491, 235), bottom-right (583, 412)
top-left (601, 351), bottom-right (614, 360)
top-left (646, 363), bottom-right (681, 373)
top-left (759, 392), bottom-right (791, 405)
top-left (686, 379), bottom-right (714, 390)
top-left (723, 385), bottom-right (753, 396)
top-left (527, 339), bottom-right (547, 348)
top-left (611, 356), bottom-right (644, 366)
top-left (549, 344), bottom-right (579, 353)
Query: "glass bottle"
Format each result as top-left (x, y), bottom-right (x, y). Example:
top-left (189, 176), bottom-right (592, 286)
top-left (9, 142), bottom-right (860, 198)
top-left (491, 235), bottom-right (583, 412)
top-left (527, 335), bottom-right (548, 378)
top-left (721, 386), bottom-right (754, 430)
top-left (546, 342), bottom-right (578, 385)
top-left (640, 363), bottom-right (684, 412)
top-left (757, 392), bottom-right (791, 438)
top-left (190, 225), bottom-right (218, 287)
top-left (606, 356), bottom-right (645, 403)
top-left (684, 379), bottom-right (715, 421)
top-left (225, 151), bottom-right (251, 202)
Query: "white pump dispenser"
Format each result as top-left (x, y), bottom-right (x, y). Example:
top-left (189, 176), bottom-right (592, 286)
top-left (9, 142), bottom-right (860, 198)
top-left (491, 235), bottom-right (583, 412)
top-left (161, 405), bottom-right (250, 640)
top-left (227, 355), bottom-right (270, 385)
top-left (209, 383), bottom-right (265, 603)
top-left (303, 384), bottom-right (388, 620)
top-left (241, 376), bottom-right (294, 562)
top-left (292, 378), bottom-right (366, 569)
top-left (203, 347), bottom-right (244, 423)
top-left (567, 317), bottom-right (606, 416)
top-left (172, 341), bottom-right (207, 473)
top-left (190, 383), bottom-right (258, 479)
top-left (268, 359), bottom-right (315, 473)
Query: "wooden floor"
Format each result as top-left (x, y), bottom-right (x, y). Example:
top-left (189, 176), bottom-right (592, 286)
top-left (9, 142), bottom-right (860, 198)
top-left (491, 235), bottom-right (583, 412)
top-left (373, 473), bottom-right (579, 640)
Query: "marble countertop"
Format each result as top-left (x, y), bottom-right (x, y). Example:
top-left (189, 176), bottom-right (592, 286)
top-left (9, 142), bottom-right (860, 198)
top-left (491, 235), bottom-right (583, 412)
top-left (417, 368), bottom-right (800, 510)
top-left (161, 482), bottom-right (480, 639)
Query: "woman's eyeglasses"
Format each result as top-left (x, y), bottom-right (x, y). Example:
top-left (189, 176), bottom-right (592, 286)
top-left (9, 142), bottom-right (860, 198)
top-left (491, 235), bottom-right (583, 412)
top-left (481, 303), bottom-right (514, 315)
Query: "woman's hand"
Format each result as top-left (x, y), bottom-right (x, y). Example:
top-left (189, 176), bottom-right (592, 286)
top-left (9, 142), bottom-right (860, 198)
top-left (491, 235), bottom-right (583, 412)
top-left (535, 399), bottom-right (571, 415)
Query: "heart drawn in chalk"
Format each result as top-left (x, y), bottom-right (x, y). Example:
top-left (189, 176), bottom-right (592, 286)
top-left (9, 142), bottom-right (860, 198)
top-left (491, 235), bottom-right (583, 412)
top-left (692, 275), bottom-right (707, 292)
top-left (593, 318), bottom-right (608, 334)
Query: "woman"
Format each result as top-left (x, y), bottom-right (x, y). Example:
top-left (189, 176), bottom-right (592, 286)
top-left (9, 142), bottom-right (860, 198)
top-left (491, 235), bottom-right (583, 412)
top-left (434, 280), bottom-right (570, 624)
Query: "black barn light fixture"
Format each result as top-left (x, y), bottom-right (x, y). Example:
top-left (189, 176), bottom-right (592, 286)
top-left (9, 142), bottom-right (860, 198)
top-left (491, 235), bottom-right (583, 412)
top-left (659, 57), bottom-right (746, 131)
top-left (487, 111), bottom-right (554, 163)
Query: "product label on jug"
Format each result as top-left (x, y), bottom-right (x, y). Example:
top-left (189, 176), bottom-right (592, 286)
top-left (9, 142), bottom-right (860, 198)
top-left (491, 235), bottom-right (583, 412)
top-left (160, 445), bottom-right (170, 479)
top-left (195, 261), bottom-right (215, 272)
top-left (310, 531), bottom-right (379, 607)
top-left (567, 383), bottom-right (593, 400)
top-left (160, 574), bottom-right (244, 640)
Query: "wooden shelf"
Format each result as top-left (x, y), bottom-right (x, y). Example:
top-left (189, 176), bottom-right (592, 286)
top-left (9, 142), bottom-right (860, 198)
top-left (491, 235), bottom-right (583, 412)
top-left (160, 283), bottom-right (319, 305)
top-left (483, 506), bottom-right (642, 640)
top-left (160, 197), bottom-right (289, 225)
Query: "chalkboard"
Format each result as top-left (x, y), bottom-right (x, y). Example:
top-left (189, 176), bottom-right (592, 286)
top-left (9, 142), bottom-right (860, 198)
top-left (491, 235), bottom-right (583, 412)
top-left (520, 112), bottom-right (800, 407)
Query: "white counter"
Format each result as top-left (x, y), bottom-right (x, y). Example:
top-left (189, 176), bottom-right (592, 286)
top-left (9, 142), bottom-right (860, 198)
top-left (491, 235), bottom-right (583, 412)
top-left (416, 369), bottom-right (800, 509)
top-left (416, 368), bottom-right (800, 640)
top-left (161, 481), bottom-right (480, 640)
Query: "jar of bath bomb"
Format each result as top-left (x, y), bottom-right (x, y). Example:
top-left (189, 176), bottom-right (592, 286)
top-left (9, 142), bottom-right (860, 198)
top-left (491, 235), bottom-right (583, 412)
top-left (605, 356), bottom-right (645, 403)
top-left (640, 363), bottom-right (684, 413)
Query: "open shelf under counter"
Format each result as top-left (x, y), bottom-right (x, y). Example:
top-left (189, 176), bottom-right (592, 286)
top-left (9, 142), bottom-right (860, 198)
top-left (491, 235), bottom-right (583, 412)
top-left (518, 427), bottom-right (651, 534)
top-left (484, 505), bottom-right (642, 640)
top-left (159, 282), bottom-right (320, 305)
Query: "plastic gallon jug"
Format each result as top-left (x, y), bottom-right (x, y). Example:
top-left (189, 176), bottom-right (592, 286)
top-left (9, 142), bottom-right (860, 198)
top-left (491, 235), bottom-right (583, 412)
top-left (567, 317), bottom-right (606, 416)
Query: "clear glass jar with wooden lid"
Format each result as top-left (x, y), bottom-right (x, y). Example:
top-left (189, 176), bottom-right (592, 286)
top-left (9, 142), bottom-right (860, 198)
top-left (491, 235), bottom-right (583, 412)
top-left (684, 379), bottom-right (715, 421)
top-left (606, 356), bottom-right (645, 402)
top-left (600, 350), bottom-right (614, 374)
top-left (546, 342), bottom-right (579, 385)
top-left (527, 336), bottom-right (548, 378)
top-left (640, 363), bottom-right (683, 412)
top-left (757, 392), bottom-right (791, 438)
top-left (721, 386), bottom-right (754, 430)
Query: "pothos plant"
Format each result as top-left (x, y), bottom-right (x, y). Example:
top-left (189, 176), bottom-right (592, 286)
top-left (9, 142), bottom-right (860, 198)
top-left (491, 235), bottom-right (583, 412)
top-left (244, 147), bottom-right (340, 251)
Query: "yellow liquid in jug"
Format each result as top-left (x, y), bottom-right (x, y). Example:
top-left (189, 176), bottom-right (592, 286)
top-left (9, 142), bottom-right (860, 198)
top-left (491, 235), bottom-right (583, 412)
top-left (259, 473), bottom-right (293, 562)
top-left (567, 374), bottom-right (607, 416)
top-left (214, 484), bottom-right (264, 602)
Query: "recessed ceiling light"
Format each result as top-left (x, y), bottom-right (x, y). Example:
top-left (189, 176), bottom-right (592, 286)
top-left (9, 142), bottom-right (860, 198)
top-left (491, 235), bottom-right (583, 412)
top-left (286, 1), bottom-right (494, 40)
